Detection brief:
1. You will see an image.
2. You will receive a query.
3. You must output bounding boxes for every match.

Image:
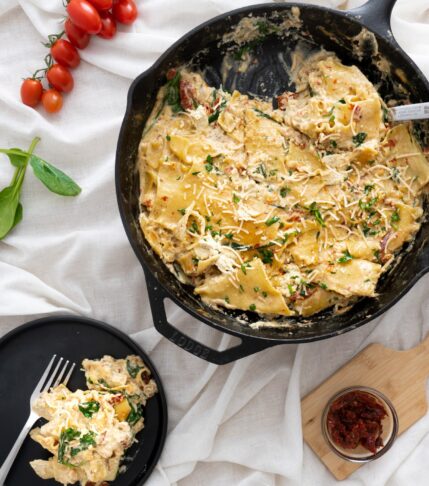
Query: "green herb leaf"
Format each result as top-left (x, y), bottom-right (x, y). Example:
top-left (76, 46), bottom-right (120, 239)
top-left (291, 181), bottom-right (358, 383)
top-left (126, 359), bottom-right (144, 379)
top-left (257, 247), bottom-right (274, 264)
top-left (280, 186), bottom-right (289, 197)
top-left (253, 108), bottom-right (280, 124)
top-left (255, 163), bottom-right (267, 178)
top-left (249, 303), bottom-right (256, 311)
top-left (79, 401), bottom-right (100, 418)
top-left (30, 156), bottom-right (81, 196)
top-left (338, 249), bottom-right (354, 264)
top-left (165, 71), bottom-right (183, 113)
top-left (364, 184), bottom-right (374, 195)
top-left (391, 210), bottom-right (400, 223)
top-left (266, 216), bottom-right (280, 226)
top-left (308, 202), bottom-right (325, 227)
top-left (352, 132), bottom-right (367, 146)
top-left (232, 194), bottom-right (240, 203)
top-left (178, 208), bottom-right (186, 216)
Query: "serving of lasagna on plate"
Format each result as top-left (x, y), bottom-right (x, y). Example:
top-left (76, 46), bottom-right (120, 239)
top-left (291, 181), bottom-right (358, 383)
top-left (29, 355), bottom-right (157, 486)
top-left (137, 54), bottom-right (429, 318)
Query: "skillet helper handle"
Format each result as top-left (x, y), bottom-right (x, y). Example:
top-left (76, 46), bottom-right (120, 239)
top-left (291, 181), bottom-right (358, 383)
top-left (349, 0), bottom-right (398, 40)
top-left (144, 269), bottom-right (276, 365)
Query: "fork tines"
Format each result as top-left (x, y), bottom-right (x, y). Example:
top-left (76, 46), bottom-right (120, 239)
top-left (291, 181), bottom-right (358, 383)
top-left (31, 355), bottom-right (76, 402)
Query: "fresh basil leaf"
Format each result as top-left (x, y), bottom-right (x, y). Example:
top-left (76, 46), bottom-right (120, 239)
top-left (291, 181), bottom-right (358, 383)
top-left (30, 156), bottom-right (81, 196)
top-left (0, 170), bottom-right (24, 239)
top-left (6, 149), bottom-right (27, 168)
top-left (10, 203), bottom-right (23, 233)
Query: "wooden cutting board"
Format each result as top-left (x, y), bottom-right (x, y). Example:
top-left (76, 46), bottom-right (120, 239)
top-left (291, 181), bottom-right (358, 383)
top-left (301, 335), bottom-right (429, 480)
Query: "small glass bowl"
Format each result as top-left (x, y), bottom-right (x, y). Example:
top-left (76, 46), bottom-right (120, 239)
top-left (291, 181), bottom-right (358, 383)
top-left (321, 386), bottom-right (399, 462)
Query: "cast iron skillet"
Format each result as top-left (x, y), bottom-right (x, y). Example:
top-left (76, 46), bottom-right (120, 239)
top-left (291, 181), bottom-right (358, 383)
top-left (116, 0), bottom-right (429, 364)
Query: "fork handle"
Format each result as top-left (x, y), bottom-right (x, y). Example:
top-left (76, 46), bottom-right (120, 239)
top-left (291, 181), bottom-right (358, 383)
top-left (0, 415), bottom-right (36, 485)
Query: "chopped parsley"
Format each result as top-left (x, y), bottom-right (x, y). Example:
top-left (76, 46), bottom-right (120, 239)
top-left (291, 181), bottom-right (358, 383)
top-left (224, 233), bottom-right (233, 240)
top-left (338, 249), bottom-right (354, 263)
top-left (359, 197), bottom-right (378, 213)
top-left (166, 134), bottom-right (171, 141)
top-left (280, 186), bottom-right (290, 197)
top-left (391, 209), bottom-right (400, 225)
top-left (249, 303), bottom-right (257, 312)
top-left (232, 194), bottom-right (240, 203)
top-left (191, 171), bottom-right (200, 176)
top-left (262, 291), bottom-right (268, 298)
top-left (224, 296), bottom-right (230, 304)
top-left (178, 208), bottom-right (186, 216)
top-left (319, 282), bottom-right (328, 290)
top-left (257, 247), bottom-right (274, 264)
top-left (205, 154), bottom-right (214, 172)
top-left (255, 163), bottom-right (267, 178)
top-left (352, 132), bottom-right (367, 146)
top-left (266, 216), bottom-right (280, 226)
top-left (189, 221), bottom-right (199, 233)
top-left (364, 184), bottom-right (374, 195)
top-left (253, 287), bottom-right (260, 292)
top-left (253, 108), bottom-right (280, 124)
top-left (308, 202), bottom-right (325, 227)
top-left (338, 98), bottom-right (346, 104)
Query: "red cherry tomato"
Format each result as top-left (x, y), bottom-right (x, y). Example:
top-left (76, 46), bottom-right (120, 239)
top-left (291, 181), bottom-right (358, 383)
top-left (47, 64), bottom-right (74, 93)
top-left (67, 0), bottom-right (102, 34)
top-left (88, 0), bottom-right (113, 10)
top-left (98, 11), bottom-right (117, 39)
top-left (65, 18), bottom-right (91, 49)
top-left (51, 39), bottom-right (80, 69)
top-left (112, 0), bottom-right (138, 25)
top-left (42, 89), bottom-right (63, 113)
top-left (20, 78), bottom-right (43, 107)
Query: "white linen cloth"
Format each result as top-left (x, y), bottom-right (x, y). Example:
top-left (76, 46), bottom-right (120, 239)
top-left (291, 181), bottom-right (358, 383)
top-left (1, 0), bottom-right (429, 484)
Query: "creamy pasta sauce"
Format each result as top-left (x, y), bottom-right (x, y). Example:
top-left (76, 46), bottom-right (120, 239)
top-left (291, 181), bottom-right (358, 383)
top-left (137, 54), bottom-right (429, 318)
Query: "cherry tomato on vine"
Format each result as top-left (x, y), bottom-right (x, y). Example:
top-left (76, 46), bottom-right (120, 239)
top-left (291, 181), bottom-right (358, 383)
top-left (65, 18), bottom-right (91, 49)
top-left (51, 39), bottom-right (80, 69)
top-left (112, 0), bottom-right (138, 25)
top-left (88, 0), bottom-right (113, 11)
top-left (67, 0), bottom-right (102, 34)
top-left (98, 11), bottom-right (117, 39)
top-left (42, 89), bottom-right (63, 113)
top-left (47, 64), bottom-right (74, 93)
top-left (20, 78), bottom-right (43, 107)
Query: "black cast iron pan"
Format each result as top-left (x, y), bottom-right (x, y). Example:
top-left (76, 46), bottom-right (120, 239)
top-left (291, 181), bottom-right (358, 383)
top-left (116, 0), bottom-right (429, 364)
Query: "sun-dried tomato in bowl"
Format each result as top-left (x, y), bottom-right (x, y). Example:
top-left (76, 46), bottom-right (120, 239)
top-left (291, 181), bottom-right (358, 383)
top-left (326, 390), bottom-right (387, 453)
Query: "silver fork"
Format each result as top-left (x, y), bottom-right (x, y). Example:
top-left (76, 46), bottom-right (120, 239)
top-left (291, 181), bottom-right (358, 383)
top-left (0, 355), bottom-right (75, 485)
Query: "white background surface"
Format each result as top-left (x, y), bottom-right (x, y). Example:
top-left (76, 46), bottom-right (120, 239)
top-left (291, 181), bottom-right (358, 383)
top-left (1, 0), bottom-right (429, 484)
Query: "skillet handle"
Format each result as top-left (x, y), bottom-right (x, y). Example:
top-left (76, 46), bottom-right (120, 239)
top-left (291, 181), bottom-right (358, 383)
top-left (143, 269), bottom-right (277, 365)
top-left (348, 0), bottom-right (398, 40)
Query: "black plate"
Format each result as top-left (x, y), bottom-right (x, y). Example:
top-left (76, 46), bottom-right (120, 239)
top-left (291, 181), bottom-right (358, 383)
top-left (0, 316), bottom-right (168, 486)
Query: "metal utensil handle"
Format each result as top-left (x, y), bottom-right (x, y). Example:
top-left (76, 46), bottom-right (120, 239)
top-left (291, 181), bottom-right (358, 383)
top-left (143, 269), bottom-right (277, 365)
top-left (349, 0), bottom-right (397, 39)
top-left (390, 103), bottom-right (429, 121)
top-left (0, 414), bottom-right (36, 485)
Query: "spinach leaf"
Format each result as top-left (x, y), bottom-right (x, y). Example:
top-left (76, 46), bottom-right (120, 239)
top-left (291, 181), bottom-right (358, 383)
top-left (338, 250), bottom-right (354, 264)
top-left (78, 401), bottom-right (100, 418)
top-left (30, 156), bottom-right (81, 196)
top-left (127, 399), bottom-right (143, 426)
top-left (126, 359), bottom-right (143, 379)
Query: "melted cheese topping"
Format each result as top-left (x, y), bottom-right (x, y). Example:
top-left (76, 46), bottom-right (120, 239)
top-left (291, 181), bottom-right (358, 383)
top-left (30, 355), bottom-right (157, 486)
top-left (137, 57), bottom-right (429, 318)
